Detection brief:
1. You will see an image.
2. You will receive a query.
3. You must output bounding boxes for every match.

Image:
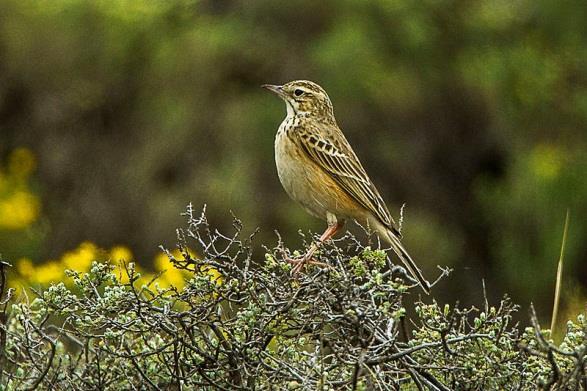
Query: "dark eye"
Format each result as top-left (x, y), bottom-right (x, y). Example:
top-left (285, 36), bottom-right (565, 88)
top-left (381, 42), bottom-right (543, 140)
top-left (293, 89), bottom-right (304, 97)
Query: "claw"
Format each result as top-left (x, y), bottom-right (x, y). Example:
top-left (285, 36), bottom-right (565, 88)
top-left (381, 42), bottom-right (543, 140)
top-left (278, 221), bottom-right (344, 277)
top-left (287, 255), bottom-right (331, 275)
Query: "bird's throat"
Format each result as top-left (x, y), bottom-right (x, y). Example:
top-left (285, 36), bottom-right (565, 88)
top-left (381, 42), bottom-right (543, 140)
top-left (285, 100), bottom-right (296, 117)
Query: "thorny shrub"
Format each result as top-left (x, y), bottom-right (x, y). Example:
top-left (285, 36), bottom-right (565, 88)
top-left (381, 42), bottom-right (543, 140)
top-left (0, 206), bottom-right (586, 390)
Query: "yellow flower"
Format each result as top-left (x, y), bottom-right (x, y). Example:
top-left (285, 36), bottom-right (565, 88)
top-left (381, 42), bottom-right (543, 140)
top-left (113, 262), bottom-right (142, 285)
top-left (153, 249), bottom-right (222, 289)
top-left (0, 191), bottom-right (40, 229)
top-left (114, 267), bottom-right (131, 284)
top-left (16, 257), bottom-right (35, 279)
top-left (0, 147), bottom-right (40, 230)
top-left (154, 251), bottom-right (187, 289)
top-left (154, 251), bottom-right (174, 272)
top-left (201, 265), bottom-right (222, 286)
top-left (110, 245), bottom-right (133, 262)
top-left (136, 272), bottom-right (157, 288)
top-left (32, 261), bottom-right (63, 284)
top-left (61, 241), bottom-right (99, 272)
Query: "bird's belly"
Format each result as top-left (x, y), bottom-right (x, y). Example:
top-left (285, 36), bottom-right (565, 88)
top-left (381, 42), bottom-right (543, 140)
top-left (275, 133), bottom-right (356, 222)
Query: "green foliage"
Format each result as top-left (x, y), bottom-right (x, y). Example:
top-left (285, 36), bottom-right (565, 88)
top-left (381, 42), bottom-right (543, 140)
top-left (1, 209), bottom-right (586, 389)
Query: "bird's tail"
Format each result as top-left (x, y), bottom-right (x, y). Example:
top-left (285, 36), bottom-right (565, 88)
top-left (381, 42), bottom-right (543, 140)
top-left (384, 229), bottom-right (431, 294)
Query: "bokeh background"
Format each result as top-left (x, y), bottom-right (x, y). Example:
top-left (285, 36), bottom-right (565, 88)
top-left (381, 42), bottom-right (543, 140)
top-left (1, 0), bottom-right (586, 324)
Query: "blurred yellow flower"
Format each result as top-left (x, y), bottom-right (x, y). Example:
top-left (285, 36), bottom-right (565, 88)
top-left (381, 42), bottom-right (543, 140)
top-left (154, 249), bottom-right (222, 289)
top-left (136, 272), bottom-right (157, 288)
top-left (113, 262), bottom-right (142, 285)
top-left (32, 261), bottom-right (63, 285)
top-left (0, 191), bottom-right (40, 230)
top-left (154, 251), bottom-right (187, 289)
top-left (110, 245), bottom-right (133, 262)
top-left (0, 147), bottom-right (40, 230)
top-left (11, 239), bottom-right (222, 292)
top-left (61, 241), bottom-right (99, 272)
top-left (16, 257), bottom-right (35, 279)
top-left (202, 264), bottom-right (222, 286)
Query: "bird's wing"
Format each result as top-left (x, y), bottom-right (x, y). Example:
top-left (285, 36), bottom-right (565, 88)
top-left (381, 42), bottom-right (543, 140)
top-left (296, 123), bottom-right (399, 234)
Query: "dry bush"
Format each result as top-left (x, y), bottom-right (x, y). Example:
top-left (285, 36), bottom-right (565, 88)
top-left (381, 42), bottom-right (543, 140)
top-left (1, 206), bottom-right (586, 390)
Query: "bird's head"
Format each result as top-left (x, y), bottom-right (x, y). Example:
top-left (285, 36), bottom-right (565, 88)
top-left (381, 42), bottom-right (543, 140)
top-left (262, 80), bottom-right (335, 122)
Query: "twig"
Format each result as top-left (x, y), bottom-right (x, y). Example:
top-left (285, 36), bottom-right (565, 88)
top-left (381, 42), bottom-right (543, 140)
top-left (0, 258), bottom-right (13, 386)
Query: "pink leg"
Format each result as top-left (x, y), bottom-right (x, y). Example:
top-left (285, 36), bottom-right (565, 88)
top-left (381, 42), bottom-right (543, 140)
top-left (291, 222), bottom-right (344, 276)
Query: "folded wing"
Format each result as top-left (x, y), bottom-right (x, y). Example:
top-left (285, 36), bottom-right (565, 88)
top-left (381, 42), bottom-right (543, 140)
top-left (296, 124), bottom-right (400, 235)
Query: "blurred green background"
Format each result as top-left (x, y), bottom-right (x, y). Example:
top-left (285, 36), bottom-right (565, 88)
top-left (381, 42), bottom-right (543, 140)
top-left (0, 0), bottom-right (586, 321)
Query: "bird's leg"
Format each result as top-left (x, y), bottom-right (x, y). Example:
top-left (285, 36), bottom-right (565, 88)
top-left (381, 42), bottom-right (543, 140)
top-left (291, 221), bottom-right (344, 275)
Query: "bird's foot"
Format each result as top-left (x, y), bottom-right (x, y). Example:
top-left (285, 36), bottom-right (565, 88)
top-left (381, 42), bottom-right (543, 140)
top-left (287, 255), bottom-right (330, 276)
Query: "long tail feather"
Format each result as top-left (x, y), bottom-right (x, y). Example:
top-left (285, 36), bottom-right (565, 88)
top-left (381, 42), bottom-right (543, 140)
top-left (385, 230), bottom-right (431, 294)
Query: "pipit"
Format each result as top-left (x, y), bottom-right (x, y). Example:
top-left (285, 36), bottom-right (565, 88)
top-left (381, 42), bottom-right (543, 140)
top-left (263, 80), bottom-right (430, 293)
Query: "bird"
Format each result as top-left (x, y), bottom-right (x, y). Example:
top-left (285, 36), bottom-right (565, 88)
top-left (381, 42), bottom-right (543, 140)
top-left (262, 80), bottom-right (430, 294)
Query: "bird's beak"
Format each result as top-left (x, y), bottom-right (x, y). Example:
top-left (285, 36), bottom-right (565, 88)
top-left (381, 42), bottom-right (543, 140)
top-left (262, 84), bottom-right (287, 99)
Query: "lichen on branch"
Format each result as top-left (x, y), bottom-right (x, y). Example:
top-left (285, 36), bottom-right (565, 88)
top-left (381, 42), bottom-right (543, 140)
top-left (0, 206), bottom-right (585, 390)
